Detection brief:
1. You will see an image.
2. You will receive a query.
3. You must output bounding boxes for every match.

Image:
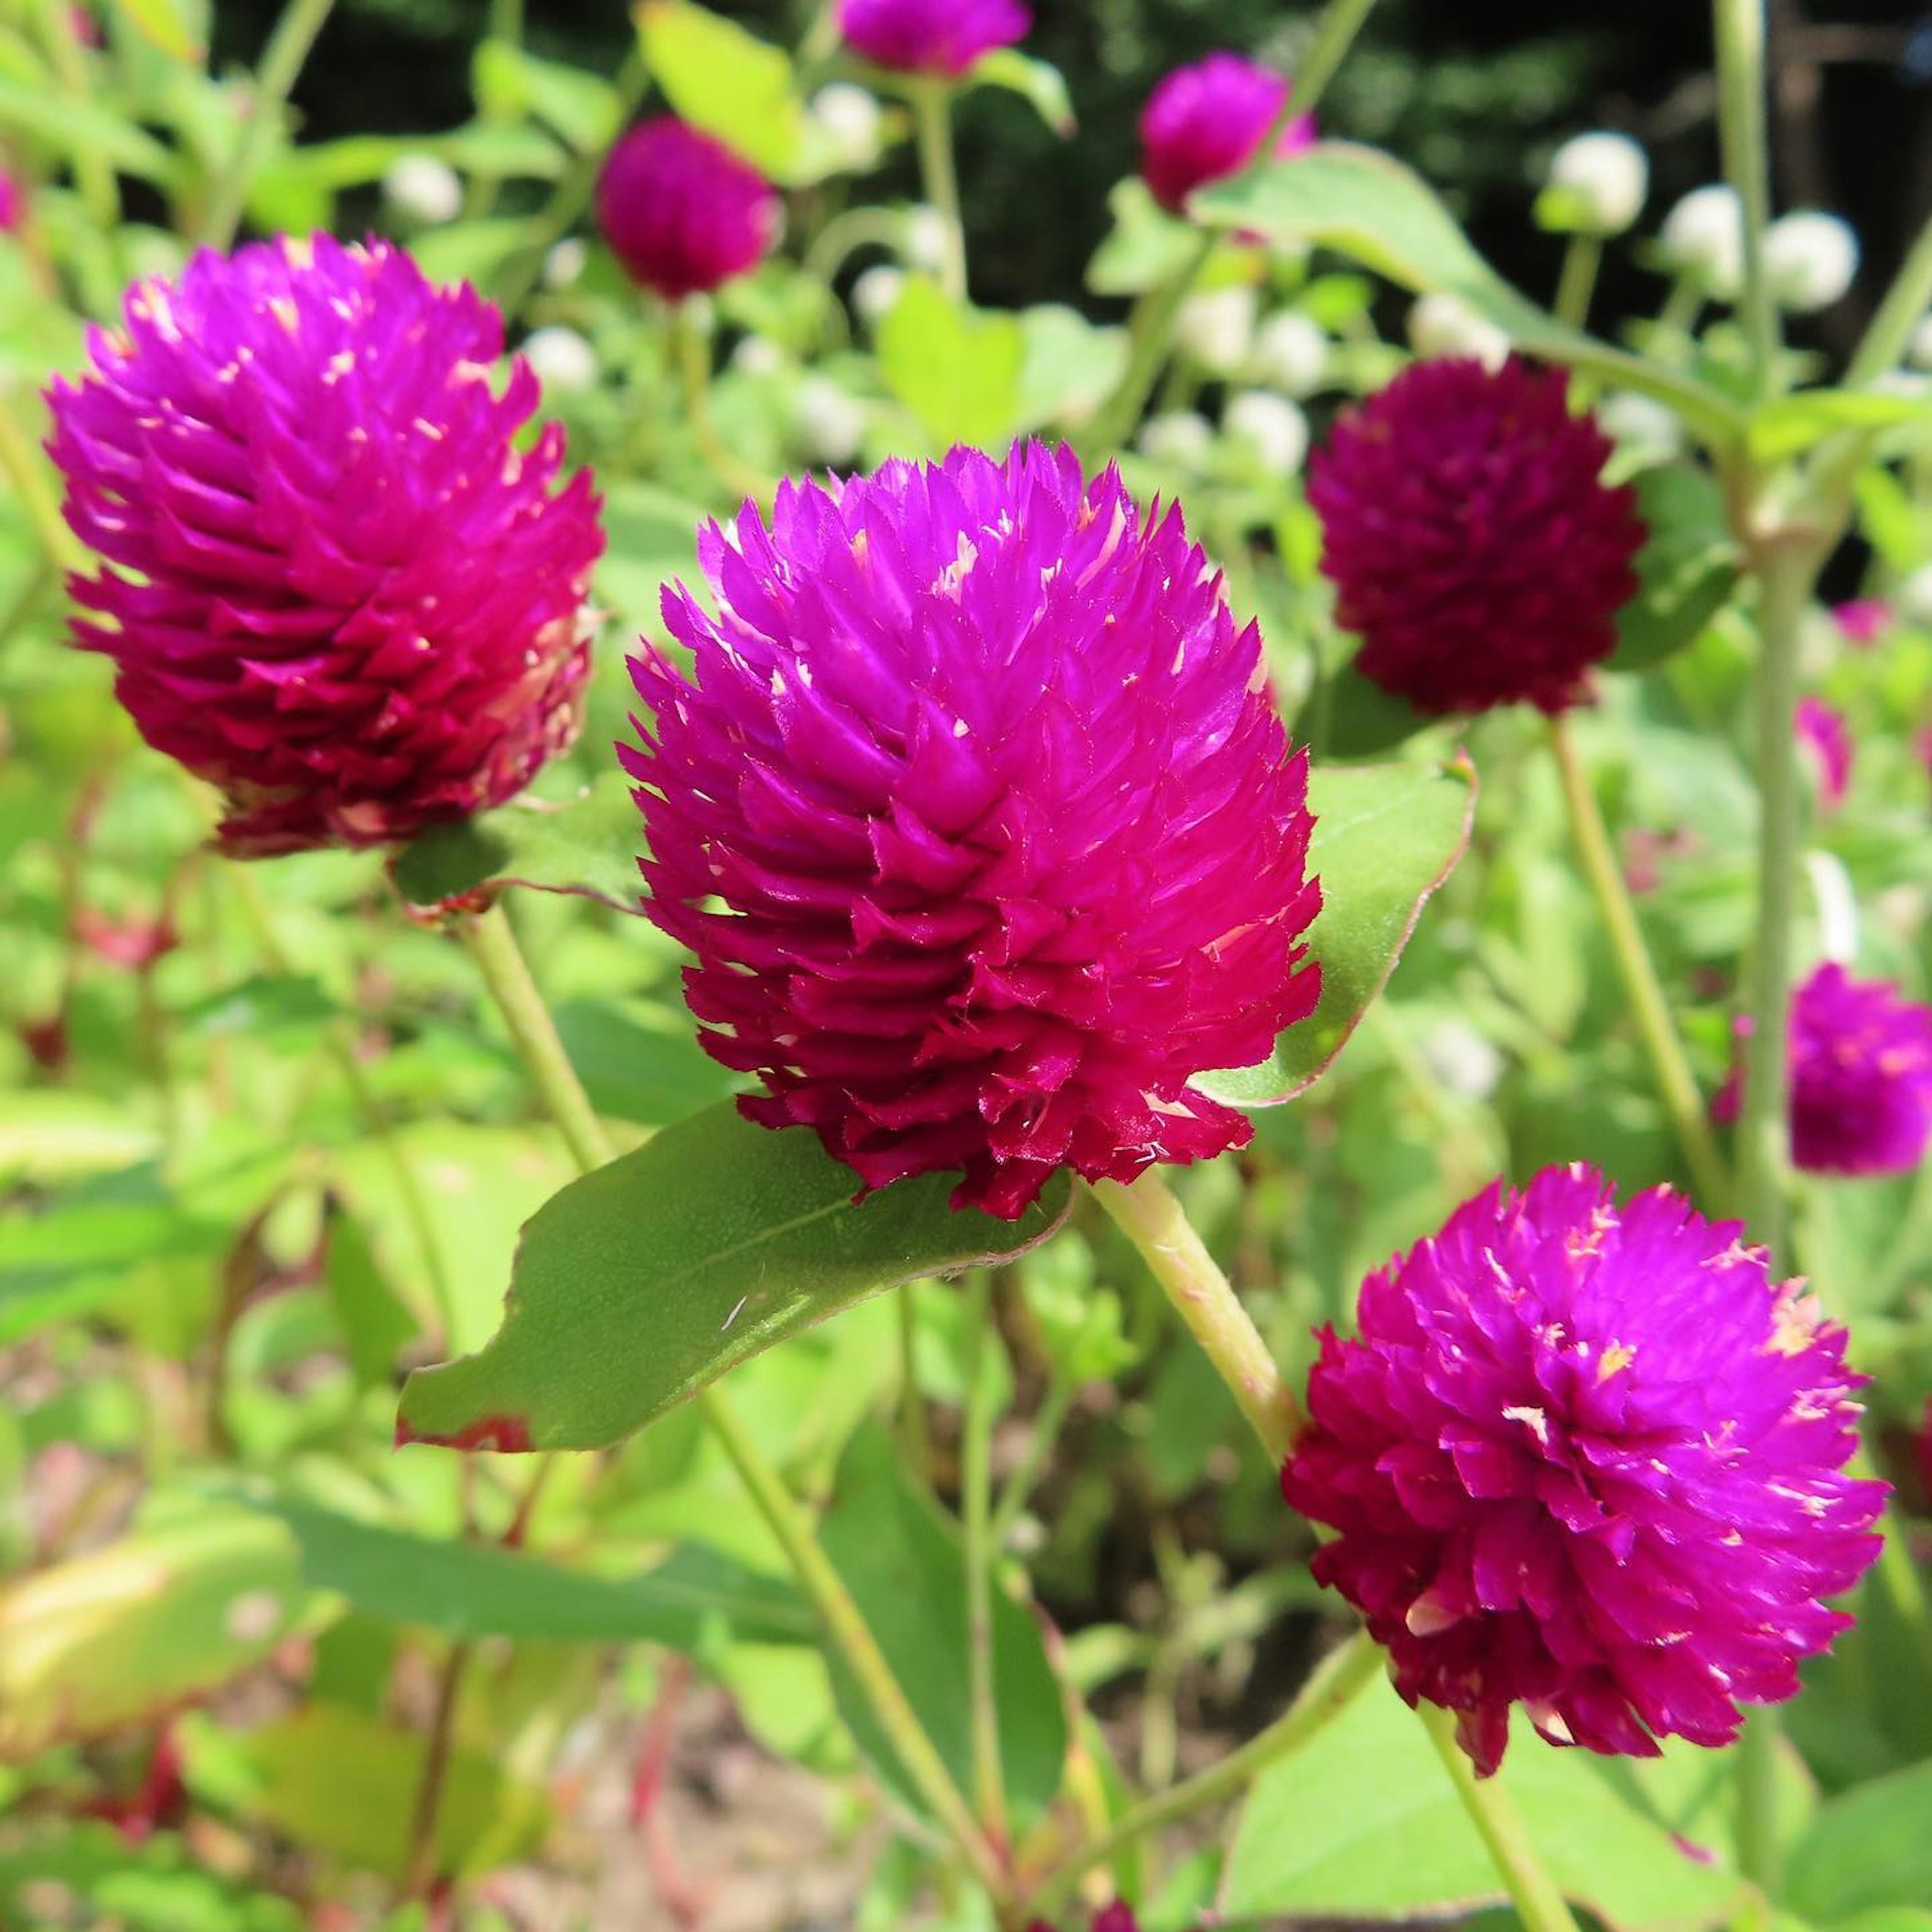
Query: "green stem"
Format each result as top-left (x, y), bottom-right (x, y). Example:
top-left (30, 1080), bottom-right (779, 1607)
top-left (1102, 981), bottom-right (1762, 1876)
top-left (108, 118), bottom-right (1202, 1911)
top-left (32, 0), bottom-right (117, 234)
top-left (1022, 1630), bottom-right (1385, 1919)
top-left (1418, 1705), bottom-right (1583, 1932)
top-left (1089, 1172), bottom-right (1300, 1463)
top-left (1549, 717), bottom-right (1731, 1209)
top-left (910, 79), bottom-right (968, 302)
top-left (988, 1370), bottom-right (1075, 1554)
top-left (200, 0), bottom-right (341, 250)
top-left (399, 1639), bottom-right (474, 1902)
top-left (1713, 0), bottom-right (1780, 404)
top-left (898, 1285), bottom-right (932, 1481)
top-left (1735, 546), bottom-right (1811, 1260)
top-left (1657, 274), bottom-right (1706, 341)
top-left (1553, 235), bottom-right (1602, 333)
top-left (1082, 0), bottom-right (1382, 452)
top-left (1846, 206), bottom-right (1932, 386)
top-left (454, 897), bottom-right (1008, 1901)
top-left (670, 303), bottom-right (773, 507)
top-left (0, 382), bottom-right (85, 576)
top-left (1734, 1712), bottom-right (1783, 1896)
top-left (961, 1270), bottom-right (1008, 1839)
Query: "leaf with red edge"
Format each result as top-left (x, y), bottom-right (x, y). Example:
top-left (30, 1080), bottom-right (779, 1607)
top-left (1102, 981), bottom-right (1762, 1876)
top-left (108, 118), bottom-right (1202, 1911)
top-left (1196, 756), bottom-right (1476, 1107)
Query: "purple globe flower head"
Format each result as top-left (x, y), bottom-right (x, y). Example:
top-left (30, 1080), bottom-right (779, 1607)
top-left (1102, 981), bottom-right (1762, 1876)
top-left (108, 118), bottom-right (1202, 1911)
top-left (596, 118), bottom-right (781, 303)
top-left (1139, 52), bottom-right (1315, 215)
top-left (1308, 357), bottom-right (1645, 715)
top-left (1284, 1165), bottom-right (1885, 1776)
top-left (1796, 696), bottom-right (1852, 814)
top-left (624, 441), bottom-right (1323, 1219)
top-left (46, 234), bottom-right (603, 858)
top-left (836, 0), bottom-right (1030, 77)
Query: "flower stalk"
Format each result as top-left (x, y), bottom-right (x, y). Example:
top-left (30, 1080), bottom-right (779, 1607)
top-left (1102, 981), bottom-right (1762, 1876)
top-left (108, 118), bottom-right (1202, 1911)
top-left (961, 1269), bottom-right (1009, 1838)
top-left (910, 78), bottom-right (969, 302)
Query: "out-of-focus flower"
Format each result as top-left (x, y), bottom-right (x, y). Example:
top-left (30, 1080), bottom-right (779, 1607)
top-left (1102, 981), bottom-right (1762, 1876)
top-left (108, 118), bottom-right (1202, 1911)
top-left (793, 374), bottom-right (867, 465)
top-left (1832, 598), bottom-right (1891, 648)
top-left (543, 237), bottom-right (588, 290)
top-left (1763, 211), bottom-right (1859, 312)
top-left (1910, 313), bottom-right (1932, 372)
top-left (1596, 390), bottom-right (1683, 456)
top-left (1406, 292), bottom-right (1509, 371)
top-left (1136, 410), bottom-right (1214, 469)
top-left (1662, 186), bottom-right (1745, 298)
top-left (811, 83), bottom-right (885, 170)
top-left (903, 204), bottom-right (952, 275)
top-left (74, 906), bottom-right (178, 972)
top-left (1139, 52), bottom-right (1314, 214)
top-left (1283, 1164), bottom-right (1885, 1776)
top-left (625, 441), bottom-right (1322, 1217)
top-left (1917, 1398), bottom-right (1932, 1509)
top-left (852, 264), bottom-right (906, 329)
top-left (1249, 310), bottom-right (1328, 396)
top-left (1624, 825), bottom-right (1700, 895)
top-left (1418, 1018), bottom-right (1504, 1102)
top-left (1902, 565), bottom-right (1932, 629)
top-left (1718, 964), bottom-right (1932, 1176)
top-left (836, 0), bottom-right (1029, 77)
top-left (1225, 389), bottom-right (1309, 476)
top-left (1546, 131), bottom-right (1648, 235)
top-left (520, 325), bottom-right (598, 395)
top-left (47, 235), bottom-right (603, 856)
top-left (381, 154), bottom-right (462, 227)
top-left (1175, 284), bottom-right (1258, 375)
top-left (596, 119), bottom-right (781, 302)
top-left (730, 334), bottom-right (785, 377)
top-left (1796, 696), bottom-right (1852, 814)
top-left (0, 168), bottom-right (23, 235)
top-left (1308, 357), bottom-right (1644, 715)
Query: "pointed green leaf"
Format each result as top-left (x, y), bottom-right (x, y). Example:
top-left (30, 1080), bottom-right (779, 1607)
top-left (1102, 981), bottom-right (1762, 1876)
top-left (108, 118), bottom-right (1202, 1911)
top-left (397, 1103), bottom-right (1070, 1452)
top-left (877, 277), bottom-right (1027, 450)
top-left (636, 0), bottom-right (807, 181)
top-left (1196, 757), bottom-right (1476, 1106)
top-left (1193, 145), bottom-right (1738, 441)
top-left (969, 49), bottom-right (1076, 136)
top-left (1608, 465), bottom-right (1741, 673)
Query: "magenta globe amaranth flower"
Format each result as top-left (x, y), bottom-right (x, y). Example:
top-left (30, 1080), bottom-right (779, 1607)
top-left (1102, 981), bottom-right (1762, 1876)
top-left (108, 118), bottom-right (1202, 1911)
top-left (836, 0), bottom-right (1030, 76)
top-left (1139, 53), bottom-right (1315, 214)
top-left (47, 235), bottom-right (602, 857)
top-left (625, 441), bottom-right (1322, 1218)
top-left (1308, 357), bottom-right (1645, 715)
top-left (1767, 963), bottom-right (1932, 1175)
top-left (596, 118), bottom-right (780, 302)
top-left (1282, 1165), bottom-right (1884, 1776)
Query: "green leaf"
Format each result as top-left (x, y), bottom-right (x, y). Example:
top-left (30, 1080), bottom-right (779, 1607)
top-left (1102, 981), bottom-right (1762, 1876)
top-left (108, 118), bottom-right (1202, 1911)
top-left (0, 1510), bottom-right (309, 1760)
top-left (1016, 303), bottom-right (1131, 431)
top-left (471, 39), bottom-right (620, 153)
top-left (0, 73), bottom-right (179, 182)
top-left (969, 49), bottom-right (1076, 136)
top-left (323, 1202), bottom-right (418, 1390)
top-left (397, 1103), bottom-right (1070, 1452)
top-left (552, 997), bottom-right (742, 1126)
top-left (1193, 145), bottom-right (1738, 441)
top-left (820, 1424), bottom-right (1067, 1830)
top-left (1747, 388), bottom-right (1932, 463)
top-left (636, 0), bottom-right (804, 181)
top-left (0, 1094), bottom-right (160, 1185)
top-left (1196, 757), bottom-right (1476, 1106)
top-left (1788, 1762), bottom-right (1932, 1922)
top-left (1223, 1674), bottom-right (1748, 1928)
top-left (877, 278), bottom-right (1027, 450)
top-left (1304, 660), bottom-right (1432, 759)
top-left (0, 1825), bottom-right (302, 1932)
top-left (1609, 465), bottom-right (1742, 673)
top-left (1087, 176), bottom-right (1201, 298)
top-left (108, 0), bottom-right (205, 63)
top-left (390, 770), bottom-right (645, 913)
top-left (245, 1494), bottom-right (813, 1647)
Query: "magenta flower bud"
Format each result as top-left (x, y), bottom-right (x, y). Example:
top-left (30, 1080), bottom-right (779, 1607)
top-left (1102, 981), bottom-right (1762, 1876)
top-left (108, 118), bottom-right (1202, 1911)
top-left (1796, 695), bottom-right (1852, 813)
top-left (625, 441), bottom-right (1322, 1219)
top-left (46, 235), bottom-right (602, 857)
top-left (1832, 597), bottom-right (1890, 648)
top-left (836, 0), bottom-right (1030, 77)
top-left (0, 168), bottom-right (21, 235)
top-left (1308, 357), bottom-right (1645, 715)
top-left (596, 118), bottom-right (781, 302)
top-left (1139, 52), bottom-right (1315, 214)
top-left (1283, 1164), bottom-right (1884, 1777)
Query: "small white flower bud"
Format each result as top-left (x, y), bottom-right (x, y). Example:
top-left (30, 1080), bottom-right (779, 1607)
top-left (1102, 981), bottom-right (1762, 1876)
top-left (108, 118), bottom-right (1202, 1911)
top-left (381, 154), bottom-right (462, 227)
top-left (1407, 292), bottom-right (1509, 370)
top-left (1137, 410), bottom-right (1214, 470)
top-left (520, 326), bottom-right (598, 394)
top-left (1762, 210), bottom-right (1859, 312)
top-left (1596, 390), bottom-right (1683, 455)
top-left (852, 264), bottom-right (906, 328)
top-left (904, 204), bottom-right (951, 273)
top-left (1174, 285), bottom-right (1258, 376)
top-left (542, 237), bottom-right (588, 291)
top-left (1224, 389), bottom-right (1309, 476)
top-left (1547, 131), bottom-right (1648, 235)
top-left (1900, 563), bottom-right (1932, 627)
top-left (1248, 310), bottom-right (1329, 396)
top-left (811, 84), bottom-right (884, 170)
top-left (1661, 185), bottom-right (1745, 297)
top-left (1908, 311), bottom-right (1932, 371)
top-left (1419, 1020), bottom-right (1505, 1103)
top-left (730, 334), bottom-right (784, 377)
top-left (794, 375), bottom-right (867, 466)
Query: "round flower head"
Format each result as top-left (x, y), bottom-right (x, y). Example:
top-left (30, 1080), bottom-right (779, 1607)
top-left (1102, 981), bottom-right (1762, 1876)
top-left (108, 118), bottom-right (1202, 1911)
top-left (1763, 211), bottom-right (1859, 313)
top-left (1662, 185), bottom-right (1746, 298)
top-left (625, 441), bottom-right (1322, 1218)
top-left (596, 118), bottom-right (780, 302)
top-left (836, 0), bottom-right (1030, 77)
top-left (1307, 356), bottom-right (1644, 715)
top-left (1283, 1165), bottom-right (1885, 1776)
top-left (46, 235), bottom-right (602, 857)
top-left (1139, 52), bottom-right (1315, 214)
top-left (1750, 963), bottom-right (1932, 1175)
top-left (1545, 131), bottom-right (1648, 236)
